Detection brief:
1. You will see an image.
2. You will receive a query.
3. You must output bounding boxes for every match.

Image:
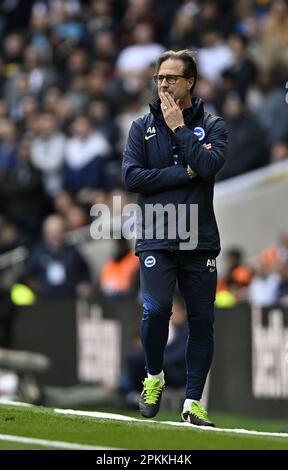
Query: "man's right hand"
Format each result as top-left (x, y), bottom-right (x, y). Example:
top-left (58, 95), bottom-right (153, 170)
top-left (203, 143), bottom-right (212, 150)
top-left (187, 143), bottom-right (212, 179)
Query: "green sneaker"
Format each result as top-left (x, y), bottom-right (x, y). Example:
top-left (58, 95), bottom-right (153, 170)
top-left (139, 378), bottom-right (165, 418)
top-left (181, 402), bottom-right (215, 427)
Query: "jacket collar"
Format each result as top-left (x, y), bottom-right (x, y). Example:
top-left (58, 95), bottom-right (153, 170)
top-left (149, 97), bottom-right (204, 126)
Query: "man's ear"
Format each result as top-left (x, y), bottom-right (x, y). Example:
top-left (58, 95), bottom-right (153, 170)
top-left (187, 77), bottom-right (194, 91)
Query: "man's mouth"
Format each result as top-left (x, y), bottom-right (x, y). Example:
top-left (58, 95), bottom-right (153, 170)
top-left (160, 89), bottom-right (174, 98)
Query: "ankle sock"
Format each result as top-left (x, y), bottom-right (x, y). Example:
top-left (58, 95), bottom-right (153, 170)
top-left (147, 371), bottom-right (165, 385)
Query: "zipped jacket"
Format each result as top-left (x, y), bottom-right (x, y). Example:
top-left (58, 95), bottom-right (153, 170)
top-left (122, 97), bottom-right (228, 254)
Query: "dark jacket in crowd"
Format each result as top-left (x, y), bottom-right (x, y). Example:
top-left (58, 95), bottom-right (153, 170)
top-left (219, 113), bottom-right (268, 180)
top-left (24, 241), bottom-right (91, 297)
top-left (0, 161), bottom-right (49, 242)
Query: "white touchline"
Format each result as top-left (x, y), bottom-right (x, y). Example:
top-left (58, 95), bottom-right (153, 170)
top-left (0, 399), bottom-right (33, 407)
top-left (0, 433), bottom-right (120, 450)
top-left (55, 408), bottom-right (141, 422)
top-left (54, 409), bottom-right (288, 439)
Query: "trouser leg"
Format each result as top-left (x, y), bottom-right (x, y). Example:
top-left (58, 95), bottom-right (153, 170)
top-left (177, 251), bottom-right (217, 400)
top-left (139, 251), bottom-right (176, 375)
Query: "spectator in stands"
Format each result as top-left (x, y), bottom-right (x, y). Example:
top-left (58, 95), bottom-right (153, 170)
top-left (88, 98), bottom-right (120, 152)
top-left (276, 261), bottom-right (288, 306)
top-left (88, 99), bottom-right (123, 191)
top-left (278, 230), bottom-right (288, 263)
top-left (92, 30), bottom-right (118, 66)
top-left (31, 112), bottom-right (66, 197)
top-left (17, 95), bottom-right (39, 134)
top-left (0, 216), bottom-right (23, 255)
top-left (248, 230), bottom-right (288, 307)
top-left (23, 214), bottom-right (92, 298)
top-left (28, 6), bottom-right (51, 53)
top-left (65, 205), bottom-right (88, 231)
top-left (116, 22), bottom-right (164, 93)
top-left (87, 0), bottom-right (116, 38)
top-left (224, 33), bottom-right (257, 102)
top-left (22, 44), bottom-right (58, 96)
top-left (219, 92), bottom-right (268, 180)
top-left (258, 229), bottom-right (288, 271)
top-left (42, 87), bottom-right (62, 114)
top-left (64, 74), bottom-right (90, 114)
top-left (118, 0), bottom-right (163, 47)
top-left (50, 1), bottom-right (85, 49)
top-left (99, 238), bottom-right (139, 299)
top-left (116, 93), bottom-right (149, 153)
top-left (248, 254), bottom-right (280, 307)
top-left (63, 115), bottom-right (111, 202)
top-left (0, 100), bottom-right (8, 119)
top-left (0, 137), bottom-right (50, 245)
top-left (167, 2), bottom-right (200, 50)
top-left (2, 32), bottom-right (25, 73)
top-left (255, 69), bottom-right (288, 145)
top-left (53, 191), bottom-right (75, 216)
top-left (197, 0), bottom-right (234, 38)
top-left (269, 141), bottom-right (288, 164)
top-left (217, 247), bottom-right (252, 302)
top-left (0, 119), bottom-right (18, 176)
top-left (197, 29), bottom-right (234, 83)
top-left (194, 76), bottom-right (218, 115)
top-left (256, 0), bottom-right (288, 68)
top-left (53, 97), bottom-right (76, 133)
top-left (62, 48), bottom-right (89, 89)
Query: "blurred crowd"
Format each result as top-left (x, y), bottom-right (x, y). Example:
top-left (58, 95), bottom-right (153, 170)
top-left (217, 229), bottom-right (288, 308)
top-left (0, 0), bottom-right (288, 254)
top-left (0, 0), bottom-right (288, 319)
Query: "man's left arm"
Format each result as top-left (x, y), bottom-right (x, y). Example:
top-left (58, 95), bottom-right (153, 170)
top-left (174, 118), bottom-right (228, 179)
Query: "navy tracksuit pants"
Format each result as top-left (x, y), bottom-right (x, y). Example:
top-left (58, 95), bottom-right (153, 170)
top-left (139, 250), bottom-right (217, 400)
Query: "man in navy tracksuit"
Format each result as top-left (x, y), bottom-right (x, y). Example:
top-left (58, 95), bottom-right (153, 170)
top-left (122, 50), bottom-right (228, 426)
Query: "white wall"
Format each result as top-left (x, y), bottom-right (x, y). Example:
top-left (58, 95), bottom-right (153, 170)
top-left (214, 161), bottom-right (288, 270)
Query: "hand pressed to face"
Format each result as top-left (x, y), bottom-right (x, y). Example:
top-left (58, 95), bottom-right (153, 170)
top-left (159, 91), bottom-right (185, 132)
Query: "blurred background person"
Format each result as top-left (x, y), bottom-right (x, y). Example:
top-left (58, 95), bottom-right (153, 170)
top-left (23, 214), bottom-right (92, 298)
top-left (219, 92), bottom-right (268, 180)
top-left (31, 111), bottom-right (66, 197)
top-left (63, 115), bottom-right (112, 206)
top-left (99, 238), bottom-right (139, 299)
top-left (0, 137), bottom-right (50, 246)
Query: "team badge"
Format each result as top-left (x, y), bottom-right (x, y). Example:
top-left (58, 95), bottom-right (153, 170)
top-left (144, 256), bottom-right (156, 268)
top-left (193, 127), bottom-right (205, 141)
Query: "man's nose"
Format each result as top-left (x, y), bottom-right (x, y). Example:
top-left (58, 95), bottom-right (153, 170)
top-left (160, 83), bottom-right (169, 91)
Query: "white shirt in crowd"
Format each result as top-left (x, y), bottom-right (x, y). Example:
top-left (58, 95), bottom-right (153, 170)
top-left (65, 132), bottom-right (110, 169)
top-left (32, 132), bottom-right (66, 196)
top-left (248, 273), bottom-right (280, 307)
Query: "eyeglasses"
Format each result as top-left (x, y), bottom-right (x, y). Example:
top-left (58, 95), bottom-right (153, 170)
top-left (153, 75), bottom-right (188, 85)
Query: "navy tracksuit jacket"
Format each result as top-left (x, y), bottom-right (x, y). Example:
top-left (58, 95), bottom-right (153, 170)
top-left (122, 97), bottom-right (228, 399)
